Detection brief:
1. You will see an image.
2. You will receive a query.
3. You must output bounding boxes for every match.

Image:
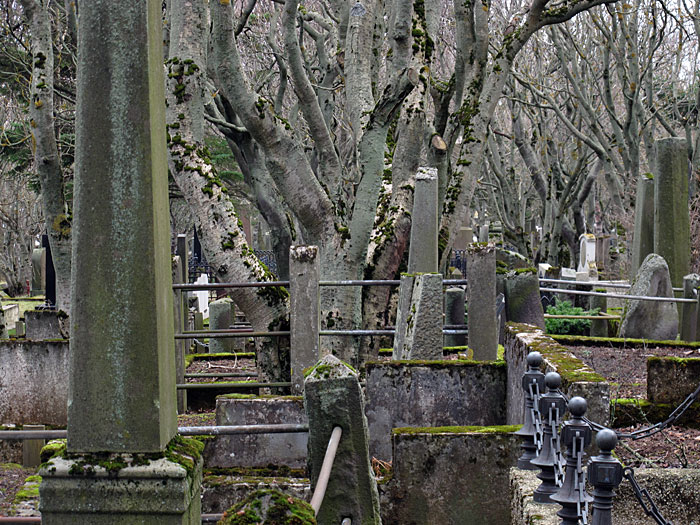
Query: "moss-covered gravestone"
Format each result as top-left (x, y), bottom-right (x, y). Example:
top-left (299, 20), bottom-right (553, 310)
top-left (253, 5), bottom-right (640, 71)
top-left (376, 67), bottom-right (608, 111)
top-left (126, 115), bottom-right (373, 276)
top-left (505, 269), bottom-right (545, 329)
top-left (467, 243), bottom-right (497, 360)
top-left (304, 355), bottom-right (381, 524)
top-left (654, 137), bottom-right (690, 288)
top-left (38, 1), bottom-right (201, 522)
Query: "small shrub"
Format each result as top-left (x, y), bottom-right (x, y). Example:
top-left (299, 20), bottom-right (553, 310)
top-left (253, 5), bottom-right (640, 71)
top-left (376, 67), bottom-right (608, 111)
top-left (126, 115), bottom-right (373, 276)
top-left (545, 300), bottom-right (599, 336)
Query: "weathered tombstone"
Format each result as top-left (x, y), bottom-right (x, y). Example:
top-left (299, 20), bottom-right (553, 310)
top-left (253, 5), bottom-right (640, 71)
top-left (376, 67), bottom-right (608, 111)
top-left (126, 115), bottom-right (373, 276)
top-left (193, 311), bottom-right (206, 352)
top-left (39, 2), bottom-right (202, 521)
top-left (41, 234), bottom-right (56, 307)
top-left (467, 243), bottom-right (498, 360)
top-left (595, 235), bottom-right (611, 275)
top-left (30, 248), bottom-right (46, 297)
top-left (478, 223), bottom-right (489, 243)
top-left (505, 269), bottom-right (545, 329)
top-left (444, 287), bottom-right (466, 347)
top-left (577, 233), bottom-right (598, 281)
top-left (654, 137), bottom-right (690, 288)
top-left (681, 274), bottom-right (700, 342)
top-left (631, 173), bottom-right (655, 277)
top-left (14, 321), bottom-right (26, 338)
top-left (407, 167), bottom-right (438, 273)
top-left (304, 355), bottom-right (381, 524)
top-left (619, 254), bottom-right (678, 340)
top-left (22, 424), bottom-right (45, 468)
top-left (590, 291), bottom-right (608, 338)
top-left (173, 255), bottom-right (187, 413)
top-left (209, 297), bottom-right (234, 354)
top-left (394, 168), bottom-right (439, 359)
top-left (402, 273), bottom-right (444, 360)
top-left (289, 245), bottom-right (320, 394)
top-left (453, 226), bottom-right (474, 251)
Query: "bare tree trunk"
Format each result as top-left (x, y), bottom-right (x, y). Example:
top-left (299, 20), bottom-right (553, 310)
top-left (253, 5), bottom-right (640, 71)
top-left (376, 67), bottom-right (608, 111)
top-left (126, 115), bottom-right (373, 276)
top-left (20, 0), bottom-right (72, 313)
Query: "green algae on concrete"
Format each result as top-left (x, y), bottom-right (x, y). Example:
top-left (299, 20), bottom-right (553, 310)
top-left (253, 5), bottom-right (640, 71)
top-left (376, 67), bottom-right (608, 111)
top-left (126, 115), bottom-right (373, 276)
top-left (393, 424), bottom-right (521, 435)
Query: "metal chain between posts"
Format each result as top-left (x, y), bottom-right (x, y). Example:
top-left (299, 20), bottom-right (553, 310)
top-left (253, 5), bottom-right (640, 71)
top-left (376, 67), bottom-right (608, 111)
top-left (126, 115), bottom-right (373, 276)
top-left (529, 381), bottom-right (543, 453)
top-left (550, 406), bottom-right (565, 486)
top-left (623, 467), bottom-right (675, 525)
top-left (573, 434), bottom-right (589, 524)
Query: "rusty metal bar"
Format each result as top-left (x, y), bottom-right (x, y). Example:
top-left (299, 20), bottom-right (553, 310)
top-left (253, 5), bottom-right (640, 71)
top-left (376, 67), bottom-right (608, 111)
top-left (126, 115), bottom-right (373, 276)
top-left (185, 372), bottom-right (256, 378)
top-left (310, 426), bottom-right (343, 515)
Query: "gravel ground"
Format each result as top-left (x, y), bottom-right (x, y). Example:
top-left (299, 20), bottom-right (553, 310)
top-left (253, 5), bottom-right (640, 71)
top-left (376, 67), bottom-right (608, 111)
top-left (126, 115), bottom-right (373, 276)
top-left (566, 344), bottom-right (700, 468)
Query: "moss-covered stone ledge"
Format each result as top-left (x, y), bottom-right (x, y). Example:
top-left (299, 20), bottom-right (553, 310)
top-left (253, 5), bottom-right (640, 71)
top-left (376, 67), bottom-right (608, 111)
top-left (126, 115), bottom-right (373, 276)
top-left (38, 436), bottom-right (204, 523)
top-left (365, 360), bottom-right (507, 461)
top-left (382, 425), bottom-right (520, 524)
top-left (550, 334), bottom-right (700, 349)
top-left (610, 398), bottom-right (700, 429)
top-left (505, 323), bottom-right (609, 427)
top-left (647, 356), bottom-right (700, 404)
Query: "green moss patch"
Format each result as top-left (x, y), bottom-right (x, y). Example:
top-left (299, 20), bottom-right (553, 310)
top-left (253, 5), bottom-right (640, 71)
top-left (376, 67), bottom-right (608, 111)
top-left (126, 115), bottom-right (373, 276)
top-left (393, 424), bottom-right (521, 435)
top-left (508, 323), bottom-right (606, 384)
top-left (366, 359), bottom-right (506, 368)
top-left (40, 439), bottom-right (66, 463)
top-left (12, 475), bottom-right (41, 503)
top-left (218, 394), bottom-right (303, 401)
top-left (551, 334), bottom-right (700, 349)
top-left (219, 488), bottom-right (316, 524)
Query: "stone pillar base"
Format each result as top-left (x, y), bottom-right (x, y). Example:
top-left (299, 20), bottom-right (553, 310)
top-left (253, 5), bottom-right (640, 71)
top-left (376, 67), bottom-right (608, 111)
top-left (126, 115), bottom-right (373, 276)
top-left (39, 450), bottom-right (202, 524)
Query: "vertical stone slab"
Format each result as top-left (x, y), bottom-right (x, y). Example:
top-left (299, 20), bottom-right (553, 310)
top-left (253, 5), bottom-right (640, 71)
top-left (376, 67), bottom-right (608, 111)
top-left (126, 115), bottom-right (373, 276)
top-left (681, 274), bottom-right (700, 342)
top-left (22, 424), bottom-right (45, 468)
top-left (304, 355), bottom-right (381, 524)
top-left (392, 274), bottom-right (415, 360)
top-left (67, 0), bottom-right (176, 454)
top-left (444, 287), bottom-right (466, 347)
top-left (405, 273), bottom-right (443, 360)
top-left (395, 167), bottom-right (438, 359)
top-left (590, 291), bottom-right (608, 338)
top-left (478, 224), bottom-right (489, 243)
top-left (632, 174), bottom-right (655, 277)
top-left (654, 137), bottom-right (690, 288)
top-left (30, 248), bottom-right (46, 297)
top-left (505, 270), bottom-right (545, 329)
top-left (467, 243), bottom-right (497, 360)
top-left (173, 255), bottom-right (187, 414)
top-left (289, 245), bottom-right (320, 394)
top-left (208, 297), bottom-right (234, 354)
top-left (407, 168), bottom-right (438, 274)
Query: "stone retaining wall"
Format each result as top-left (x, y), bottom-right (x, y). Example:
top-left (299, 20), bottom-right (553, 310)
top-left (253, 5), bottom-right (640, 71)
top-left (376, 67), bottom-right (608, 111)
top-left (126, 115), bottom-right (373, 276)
top-left (0, 340), bottom-right (69, 425)
top-left (380, 426), bottom-right (520, 524)
top-left (510, 467), bottom-right (700, 524)
top-left (505, 323), bottom-right (610, 427)
top-left (365, 360), bottom-right (507, 460)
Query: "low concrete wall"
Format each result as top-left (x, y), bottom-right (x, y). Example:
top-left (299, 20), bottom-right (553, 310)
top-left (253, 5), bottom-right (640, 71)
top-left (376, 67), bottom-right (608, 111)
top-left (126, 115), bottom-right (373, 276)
top-left (365, 360), bottom-right (507, 461)
top-left (511, 467), bottom-right (700, 524)
top-left (647, 356), bottom-right (700, 403)
top-left (505, 323), bottom-right (610, 427)
top-left (0, 340), bottom-right (69, 425)
top-left (202, 476), bottom-right (311, 515)
top-left (381, 426), bottom-right (520, 524)
top-left (205, 395), bottom-right (308, 468)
